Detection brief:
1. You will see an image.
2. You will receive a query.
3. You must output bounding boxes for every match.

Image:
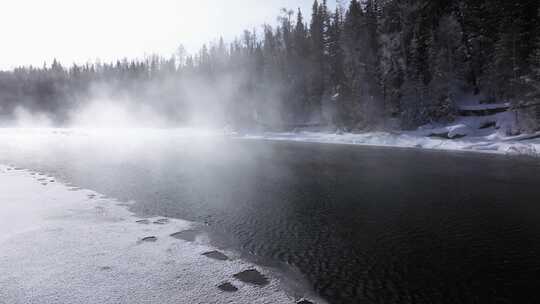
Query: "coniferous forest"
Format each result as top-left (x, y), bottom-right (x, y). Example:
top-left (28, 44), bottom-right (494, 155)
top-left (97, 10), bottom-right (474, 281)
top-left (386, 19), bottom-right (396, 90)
top-left (1, 0), bottom-right (539, 132)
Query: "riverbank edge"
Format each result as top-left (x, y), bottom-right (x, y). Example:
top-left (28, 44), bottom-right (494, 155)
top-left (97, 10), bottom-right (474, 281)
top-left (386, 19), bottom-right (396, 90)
top-left (0, 164), bottom-right (319, 304)
top-left (240, 131), bottom-right (540, 157)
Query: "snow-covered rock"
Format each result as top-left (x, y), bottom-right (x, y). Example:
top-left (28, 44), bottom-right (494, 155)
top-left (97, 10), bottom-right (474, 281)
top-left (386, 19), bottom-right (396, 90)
top-left (448, 124), bottom-right (471, 138)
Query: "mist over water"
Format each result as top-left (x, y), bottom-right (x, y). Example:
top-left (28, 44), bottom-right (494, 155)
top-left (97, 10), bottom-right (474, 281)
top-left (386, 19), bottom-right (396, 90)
top-left (4, 75), bottom-right (248, 129)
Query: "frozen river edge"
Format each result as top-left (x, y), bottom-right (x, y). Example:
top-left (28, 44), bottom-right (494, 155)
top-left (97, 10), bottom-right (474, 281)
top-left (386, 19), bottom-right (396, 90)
top-left (241, 130), bottom-right (540, 157)
top-left (0, 164), bottom-right (318, 304)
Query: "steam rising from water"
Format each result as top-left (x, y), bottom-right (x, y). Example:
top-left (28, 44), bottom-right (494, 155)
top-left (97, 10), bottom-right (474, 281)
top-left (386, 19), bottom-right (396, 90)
top-left (12, 107), bottom-right (54, 128)
top-left (69, 98), bottom-right (169, 128)
top-left (3, 61), bottom-right (288, 130)
top-left (7, 76), bottom-right (251, 130)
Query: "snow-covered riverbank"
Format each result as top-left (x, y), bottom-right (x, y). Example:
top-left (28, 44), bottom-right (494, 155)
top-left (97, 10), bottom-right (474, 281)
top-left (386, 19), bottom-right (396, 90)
top-left (242, 103), bottom-right (540, 157)
top-left (242, 129), bottom-right (540, 157)
top-left (0, 164), bottom-right (317, 304)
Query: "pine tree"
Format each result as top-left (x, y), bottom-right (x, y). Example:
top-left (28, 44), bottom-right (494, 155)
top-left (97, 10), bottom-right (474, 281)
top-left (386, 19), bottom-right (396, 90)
top-left (328, 8), bottom-right (345, 92)
top-left (378, 0), bottom-right (404, 124)
top-left (401, 32), bottom-right (428, 128)
top-left (339, 0), bottom-right (364, 128)
top-left (309, 0), bottom-right (326, 121)
top-left (340, 0), bottom-right (385, 129)
top-left (424, 15), bottom-right (463, 123)
top-left (455, 0), bottom-right (488, 95)
top-left (292, 8), bottom-right (311, 122)
top-left (326, 8), bottom-right (345, 127)
top-left (362, 0), bottom-right (383, 125)
top-left (519, 8), bottom-right (540, 130)
top-left (532, 37), bottom-right (540, 82)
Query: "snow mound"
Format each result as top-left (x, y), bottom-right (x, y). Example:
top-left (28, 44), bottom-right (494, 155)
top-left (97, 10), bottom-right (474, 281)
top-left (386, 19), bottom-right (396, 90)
top-left (427, 124), bottom-right (471, 139)
top-left (448, 124), bottom-right (471, 138)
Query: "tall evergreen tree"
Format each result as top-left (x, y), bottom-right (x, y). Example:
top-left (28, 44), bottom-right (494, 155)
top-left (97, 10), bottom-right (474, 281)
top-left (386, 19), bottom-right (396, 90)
top-left (292, 8), bottom-right (311, 122)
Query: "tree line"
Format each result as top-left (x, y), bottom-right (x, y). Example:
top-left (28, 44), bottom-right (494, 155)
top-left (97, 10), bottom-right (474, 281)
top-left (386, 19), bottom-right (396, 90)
top-left (1, 0), bottom-right (539, 131)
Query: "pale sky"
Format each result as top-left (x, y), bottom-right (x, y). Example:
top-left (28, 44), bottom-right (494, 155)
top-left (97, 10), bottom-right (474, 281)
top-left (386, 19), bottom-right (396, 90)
top-left (0, 0), bottom-right (334, 70)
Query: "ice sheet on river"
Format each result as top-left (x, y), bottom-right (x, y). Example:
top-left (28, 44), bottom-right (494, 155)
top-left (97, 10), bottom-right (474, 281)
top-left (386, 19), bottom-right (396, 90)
top-left (0, 164), bottom-right (310, 304)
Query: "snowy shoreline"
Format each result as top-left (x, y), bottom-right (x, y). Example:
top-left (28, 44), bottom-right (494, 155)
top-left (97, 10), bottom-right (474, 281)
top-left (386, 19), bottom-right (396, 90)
top-left (240, 130), bottom-right (540, 157)
top-left (0, 164), bottom-right (319, 304)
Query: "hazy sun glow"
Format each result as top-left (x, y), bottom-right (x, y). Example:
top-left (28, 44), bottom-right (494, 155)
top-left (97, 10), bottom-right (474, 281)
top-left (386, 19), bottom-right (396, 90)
top-left (0, 0), bottom-right (317, 70)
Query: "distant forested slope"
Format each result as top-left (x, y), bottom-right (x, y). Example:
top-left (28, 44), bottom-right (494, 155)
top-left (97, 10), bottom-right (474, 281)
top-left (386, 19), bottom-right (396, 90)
top-left (1, 0), bottom-right (539, 131)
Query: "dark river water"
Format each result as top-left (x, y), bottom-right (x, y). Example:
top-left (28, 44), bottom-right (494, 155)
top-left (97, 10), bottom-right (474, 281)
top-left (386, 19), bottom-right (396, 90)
top-left (2, 132), bottom-right (540, 303)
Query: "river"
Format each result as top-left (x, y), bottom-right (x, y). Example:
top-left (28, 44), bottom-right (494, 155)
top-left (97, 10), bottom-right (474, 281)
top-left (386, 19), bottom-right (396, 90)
top-left (1, 129), bottom-right (540, 303)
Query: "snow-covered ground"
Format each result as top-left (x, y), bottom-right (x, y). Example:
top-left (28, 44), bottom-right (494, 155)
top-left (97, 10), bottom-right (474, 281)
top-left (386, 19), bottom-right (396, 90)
top-left (242, 112), bottom-right (540, 157)
top-left (0, 164), bottom-right (318, 304)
